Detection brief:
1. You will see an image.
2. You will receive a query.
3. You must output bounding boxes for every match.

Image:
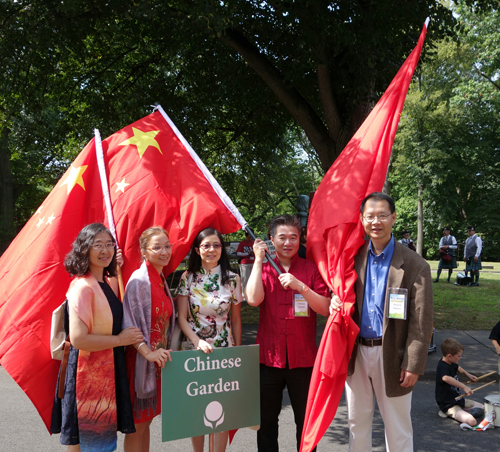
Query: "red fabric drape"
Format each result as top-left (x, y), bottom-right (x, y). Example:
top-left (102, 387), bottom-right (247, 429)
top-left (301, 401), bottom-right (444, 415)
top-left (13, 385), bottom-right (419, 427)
top-left (300, 21), bottom-right (429, 452)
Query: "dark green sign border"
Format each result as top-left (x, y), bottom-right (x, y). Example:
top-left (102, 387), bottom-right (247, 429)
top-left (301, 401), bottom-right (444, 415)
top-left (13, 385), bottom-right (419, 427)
top-left (161, 345), bottom-right (260, 442)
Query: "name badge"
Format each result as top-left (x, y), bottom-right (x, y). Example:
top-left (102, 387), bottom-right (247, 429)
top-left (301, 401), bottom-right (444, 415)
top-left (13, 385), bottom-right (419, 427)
top-left (294, 293), bottom-right (310, 317)
top-left (387, 288), bottom-right (408, 320)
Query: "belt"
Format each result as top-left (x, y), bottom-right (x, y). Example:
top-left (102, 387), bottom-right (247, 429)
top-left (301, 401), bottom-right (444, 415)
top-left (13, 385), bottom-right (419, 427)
top-left (359, 337), bottom-right (382, 347)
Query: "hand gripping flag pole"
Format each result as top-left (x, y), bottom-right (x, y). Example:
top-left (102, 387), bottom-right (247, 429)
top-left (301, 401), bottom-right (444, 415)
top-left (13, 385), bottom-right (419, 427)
top-left (244, 228), bottom-right (282, 276)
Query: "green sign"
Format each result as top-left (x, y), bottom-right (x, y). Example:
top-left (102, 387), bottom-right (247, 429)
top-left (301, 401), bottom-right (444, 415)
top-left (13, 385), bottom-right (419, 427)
top-left (161, 345), bottom-right (260, 442)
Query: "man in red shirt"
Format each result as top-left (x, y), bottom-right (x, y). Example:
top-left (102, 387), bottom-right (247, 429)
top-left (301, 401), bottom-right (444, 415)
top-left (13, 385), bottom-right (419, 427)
top-left (237, 230), bottom-right (255, 299)
top-left (246, 214), bottom-right (330, 452)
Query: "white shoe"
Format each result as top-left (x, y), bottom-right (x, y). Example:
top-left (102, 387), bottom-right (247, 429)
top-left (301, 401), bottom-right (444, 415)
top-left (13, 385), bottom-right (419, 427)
top-left (438, 410), bottom-right (448, 418)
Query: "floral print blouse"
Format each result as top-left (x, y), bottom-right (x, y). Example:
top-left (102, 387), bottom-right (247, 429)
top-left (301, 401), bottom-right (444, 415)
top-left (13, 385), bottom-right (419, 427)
top-left (176, 265), bottom-right (242, 348)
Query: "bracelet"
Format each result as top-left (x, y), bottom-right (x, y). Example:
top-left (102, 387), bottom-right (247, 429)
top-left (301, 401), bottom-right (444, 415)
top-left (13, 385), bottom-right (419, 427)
top-left (300, 285), bottom-right (309, 295)
top-left (137, 342), bottom-right (146, 351)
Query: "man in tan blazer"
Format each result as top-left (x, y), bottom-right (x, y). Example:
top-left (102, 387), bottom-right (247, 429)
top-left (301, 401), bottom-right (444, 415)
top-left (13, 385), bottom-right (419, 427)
top-left (345, 192), bottom-right (433, 452)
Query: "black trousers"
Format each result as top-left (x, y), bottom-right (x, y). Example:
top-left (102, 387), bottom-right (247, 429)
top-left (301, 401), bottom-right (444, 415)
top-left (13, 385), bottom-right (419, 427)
top-left (257, 363), bottom-right (316, 452)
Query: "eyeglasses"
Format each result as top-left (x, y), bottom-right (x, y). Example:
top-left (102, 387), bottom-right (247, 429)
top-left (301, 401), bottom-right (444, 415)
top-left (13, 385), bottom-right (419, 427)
top-left (199, 243), bottom-right (222, 250)
top-left (362, 214), bottom-right (392, 223)
top-left (148, 245), bottom-right (173, 253)
top-left (91, 242), bottom-right (116, 250)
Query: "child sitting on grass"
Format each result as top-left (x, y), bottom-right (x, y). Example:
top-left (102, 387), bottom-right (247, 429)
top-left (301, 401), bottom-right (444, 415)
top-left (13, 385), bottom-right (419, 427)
top-left (489, 319), bottom-right (500, 394)
top-left (435, 338), bottom-right (483, 426)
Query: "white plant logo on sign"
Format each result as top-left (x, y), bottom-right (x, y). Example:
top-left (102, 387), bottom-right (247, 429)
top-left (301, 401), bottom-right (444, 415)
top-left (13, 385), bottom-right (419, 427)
top-left (204, 401), bottom-right (224, 429)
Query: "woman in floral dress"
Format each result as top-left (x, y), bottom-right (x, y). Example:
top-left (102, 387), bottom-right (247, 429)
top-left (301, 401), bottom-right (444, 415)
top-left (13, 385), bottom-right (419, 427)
top-left (177, 227), bottom-right (242, 452)
top-left (122, 227), bottom-right (176, 452)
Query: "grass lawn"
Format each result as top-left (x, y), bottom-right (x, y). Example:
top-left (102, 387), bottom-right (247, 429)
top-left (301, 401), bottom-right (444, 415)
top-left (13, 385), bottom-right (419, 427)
top-left (240, 260), bottom-right (500, 330)
top-left (428, 260), bottom-right (500, 330)
top-left (427, 259), bottom-right (500, 273)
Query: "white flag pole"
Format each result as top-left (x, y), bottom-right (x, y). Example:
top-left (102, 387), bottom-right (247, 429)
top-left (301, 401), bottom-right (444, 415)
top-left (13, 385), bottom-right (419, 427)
top-left (95, 129), bottom-right (126, 297)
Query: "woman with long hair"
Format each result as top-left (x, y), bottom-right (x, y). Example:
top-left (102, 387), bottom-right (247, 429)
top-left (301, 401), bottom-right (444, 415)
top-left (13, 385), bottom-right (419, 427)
top-left (122, 226), bottom-right (175, 452)
top-left (176, 228), bottom-right (242, 452)
top-left (51, 223), bottom-right (143, 452)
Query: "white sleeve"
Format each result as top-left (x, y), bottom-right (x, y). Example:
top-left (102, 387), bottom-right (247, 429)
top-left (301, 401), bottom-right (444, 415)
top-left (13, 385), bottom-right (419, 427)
top-left (476, 237), bottom-right (483, 257)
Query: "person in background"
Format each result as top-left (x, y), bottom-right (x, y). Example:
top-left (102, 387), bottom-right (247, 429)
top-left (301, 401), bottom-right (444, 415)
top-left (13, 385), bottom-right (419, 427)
top-left (123, 227), bottom-right (176, 452)
top-left (237, 230), bottom-right (255, 300)
top-left (434, 227), bottom-right (458, 283)
top-left (464, 226), bottom-right (482, 286)
top-left (176, 228), bottom-right (242, 452)
top-left (246, 214), bottom-right (330, 452)
top-left (399, 230), bottom-right (416, 251)
top-left (51, 223), bottom-right (143, 452)
top-left (345, 192), bottom-right (433, 452)
top-left (298, 225), bottom-right (307, 259)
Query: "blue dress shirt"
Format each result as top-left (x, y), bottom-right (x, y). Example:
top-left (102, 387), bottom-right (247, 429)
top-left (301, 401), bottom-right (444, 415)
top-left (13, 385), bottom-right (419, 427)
top-left (359, 235), bottom-right (395, 339)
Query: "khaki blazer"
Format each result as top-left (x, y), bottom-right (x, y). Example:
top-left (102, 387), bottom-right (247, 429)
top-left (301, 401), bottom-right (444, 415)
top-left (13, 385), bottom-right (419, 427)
top-left (348, 240), bottom-right (434, 397)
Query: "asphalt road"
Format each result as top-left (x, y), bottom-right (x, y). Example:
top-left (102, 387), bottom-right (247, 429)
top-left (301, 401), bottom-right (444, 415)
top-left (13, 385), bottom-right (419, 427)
top-left (1, 327), bottom-right (499, 451)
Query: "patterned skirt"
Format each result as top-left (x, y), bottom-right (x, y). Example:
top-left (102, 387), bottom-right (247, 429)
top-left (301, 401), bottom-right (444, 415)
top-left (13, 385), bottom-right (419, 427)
top-left (465, 257), bottom-right (482, 271)
top-left (438, 255), bottom-right (457, 269)
top-left (50, 345), bottom-right (135, 449)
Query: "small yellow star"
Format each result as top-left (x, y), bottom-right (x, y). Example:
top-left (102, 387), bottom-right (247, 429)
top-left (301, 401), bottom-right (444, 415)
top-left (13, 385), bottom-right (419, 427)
top-left (36, 217), bottom-right (45, 228)
top-left (61, 165), bottom-right (88, 194)
top-left (119, 127), bottom-right (162, 158)
top-left (115, 178), bottom-right (130, 194)
top-left (46, 213), bottom-right (56, 225)
top-left (35, 206), bottom-right (43, 215)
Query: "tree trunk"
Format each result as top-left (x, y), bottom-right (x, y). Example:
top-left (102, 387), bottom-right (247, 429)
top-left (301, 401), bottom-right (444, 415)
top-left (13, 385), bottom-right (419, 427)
top-left (0, 126), bottom-right (16, 253)
top-left (416, 74), bottom-right (424, 257)
top-left (219, 28), bottom-right (341, 173)
top-left (417, 184), bottom-right (423, 256)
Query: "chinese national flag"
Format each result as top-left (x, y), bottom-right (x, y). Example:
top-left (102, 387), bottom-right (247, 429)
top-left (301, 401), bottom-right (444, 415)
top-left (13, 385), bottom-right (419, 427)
top-left (101, 107), bottom-right (245, 282)
top-left (0, 108), bottom-right (244, 431)
top-left (300, 21), bottom-right (429, 451)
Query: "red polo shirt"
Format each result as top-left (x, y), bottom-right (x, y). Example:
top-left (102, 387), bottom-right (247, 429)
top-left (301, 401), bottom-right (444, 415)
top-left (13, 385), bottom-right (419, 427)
top-left (237, 239), bottom-right (255, 264)
top-left (256, 254), bottom-right (329, 369)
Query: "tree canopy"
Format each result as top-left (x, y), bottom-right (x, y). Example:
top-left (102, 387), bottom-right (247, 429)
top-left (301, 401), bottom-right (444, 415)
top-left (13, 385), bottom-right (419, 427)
top-left (1, 0), bottom-right (498, 251)
top-left (391, 0), bottom-right (500, 259)
top-left (8, 1), bottom-right (456, 167)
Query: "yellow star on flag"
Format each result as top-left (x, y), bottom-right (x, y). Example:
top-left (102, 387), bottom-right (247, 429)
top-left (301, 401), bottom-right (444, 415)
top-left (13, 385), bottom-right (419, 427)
top-left (119, 127), bottom-right (162, 158)
top-left (36, 217), bottom-right (45, 228)
top-left (46, 213), bottom-right (56, 225)
top-left (115, 178), bottom-right (130, 194)
top-left (61, 165), bottom-right (88, 194)
top-left (35, 206), bottom-right (43, 215)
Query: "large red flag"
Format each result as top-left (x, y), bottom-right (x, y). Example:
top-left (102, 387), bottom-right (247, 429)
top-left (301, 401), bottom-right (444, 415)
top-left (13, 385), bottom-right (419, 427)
top-left (300, 20), bottom-right (429, 451)
top-left (0, 139), bottom-right (107, 429)
top-left (0, 108), bottom-right (245, 431)
top-left (100, 106), bottom-right (246, 282)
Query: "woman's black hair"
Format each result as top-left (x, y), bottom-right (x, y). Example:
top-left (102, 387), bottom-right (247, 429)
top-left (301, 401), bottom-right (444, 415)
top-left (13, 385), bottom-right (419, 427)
top-left (64, 223), bottom-right (117, 278)
top-left (187, 228), bottom-right (231, 286)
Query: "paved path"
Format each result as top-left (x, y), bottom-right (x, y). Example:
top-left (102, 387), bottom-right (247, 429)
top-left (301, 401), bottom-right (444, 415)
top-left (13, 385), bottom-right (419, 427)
top-left (1, 327), bottom-right (499, 451)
